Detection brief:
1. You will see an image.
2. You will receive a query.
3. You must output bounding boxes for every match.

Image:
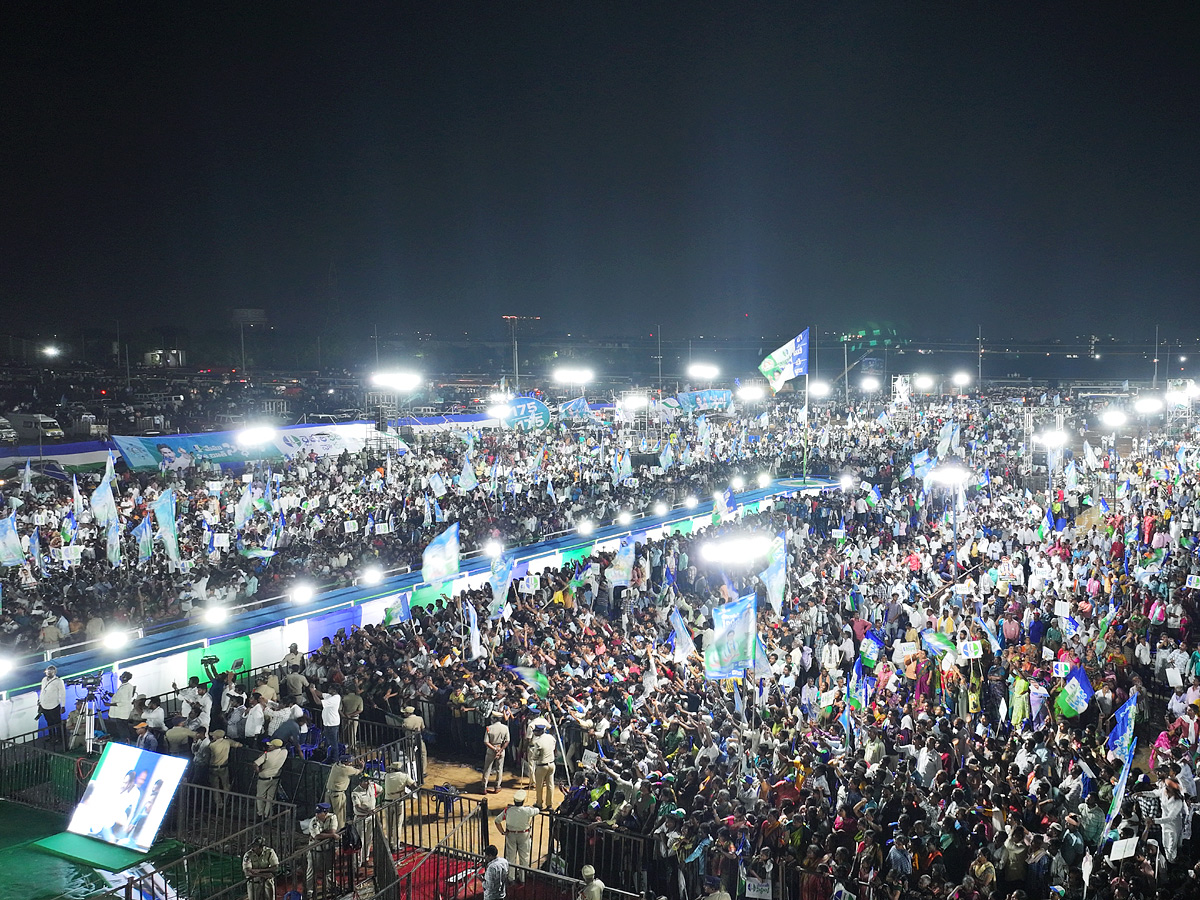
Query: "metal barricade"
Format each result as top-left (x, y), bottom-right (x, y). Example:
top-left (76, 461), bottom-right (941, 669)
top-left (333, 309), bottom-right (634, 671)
top-left (0, 740), bottom-right (85, 812)
top-left (162, 781), bottom-right (298, 857)
top-left (543, 813), bottom-right (655, 895)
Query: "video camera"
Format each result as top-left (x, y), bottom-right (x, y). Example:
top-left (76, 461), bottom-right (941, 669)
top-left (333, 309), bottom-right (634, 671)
top-left (200, 655), bottom-right (220, 667)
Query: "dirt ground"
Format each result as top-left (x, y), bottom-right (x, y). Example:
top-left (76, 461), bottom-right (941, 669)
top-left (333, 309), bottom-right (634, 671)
top-left (423, 756), bottom-right (561, 859)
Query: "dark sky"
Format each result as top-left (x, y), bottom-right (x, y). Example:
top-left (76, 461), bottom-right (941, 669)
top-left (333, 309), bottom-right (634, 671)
top-left (3, 3), bottom-right (1198, 342)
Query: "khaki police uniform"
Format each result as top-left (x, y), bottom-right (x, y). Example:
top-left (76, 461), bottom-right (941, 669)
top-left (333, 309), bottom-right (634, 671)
top-left (483, 718), bottom-right (510, 792)
top-left (242, 843), bottom-right (279, 900)
top-left (400, 707), bottom-right (427, 778)
top-left (324, 759), bottom-right (362, 825)
top-left (495, 794), bottom-right (539, 880)
top-left (253, 744), bottom-right (288, 817)
top-left (208, 731), bottom-right (243, 808)
top-left (528, 728), bottom-right (557, 809)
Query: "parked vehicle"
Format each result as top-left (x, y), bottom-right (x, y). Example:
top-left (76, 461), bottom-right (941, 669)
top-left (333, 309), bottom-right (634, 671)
top-left (7, 413), bottom-right (65, 443)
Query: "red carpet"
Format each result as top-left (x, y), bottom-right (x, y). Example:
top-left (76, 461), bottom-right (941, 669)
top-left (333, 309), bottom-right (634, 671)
top-left (392, 844), bottom-right (484, 900)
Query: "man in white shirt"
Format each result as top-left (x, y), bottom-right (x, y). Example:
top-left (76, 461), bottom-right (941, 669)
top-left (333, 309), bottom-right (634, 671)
top-left (107, 671), bottom-right (137, 743)
top-left (314, 686), bottom-right (343, 752)
top-left (37, 665), bottom-right (67, 750)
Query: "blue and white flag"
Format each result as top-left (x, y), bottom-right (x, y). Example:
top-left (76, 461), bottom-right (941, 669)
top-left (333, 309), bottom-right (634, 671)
top-left (670, 608), bottom-right (696, 662)
top-left (715, 487), bottom-right (736, 521)
top-left (29, 526), bottom-right (45, 575)
top-left (1055, 667), bottom-right (1094, 717)
top-left (421, 523), bottom-right (460, 584)
top-left (609, 538), bottom-right (635, 586)
top-left (975, 616), bottom-right (1002, 654)
top-left (91, 474), bottom-right (118, 526)
top-left (758, 546), bottom-right (786, 615)
top-left (459, 454), bottom-right (478, 492)
top-left (464, 601), bottom-right (484, 660)
top-left (659, 442), bottom-right (674, 470)
top-left (152, 489), bottom-right (180, 562)
top-left (106, 517), bottom-right (121, 567)
top-left (72, 475), bottom-right (85, 520)
top-left (487, 554), bottom-right (515, 618)
top-left (758, 328), bottom-right (809, 392)
top-left (559, 396), bottom-right (597, 424)
top-left (429, 472), bottom-right (447, 498)
top-left (133, 516), bottom-right (154, 564)
top-left (1106, 695), bottom-right (1136, 760)
top-left (703, 593), bottom-right (757, 679)
top-left (20, 460), bottom-right (32, 495)
top-left (383, 591), bottom-right (412, 626)
top-left (0, 514), bottom-right (23, 567)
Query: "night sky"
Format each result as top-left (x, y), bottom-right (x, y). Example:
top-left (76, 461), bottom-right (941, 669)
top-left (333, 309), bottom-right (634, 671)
top-left (3, 3), bottom-right (1198, 341)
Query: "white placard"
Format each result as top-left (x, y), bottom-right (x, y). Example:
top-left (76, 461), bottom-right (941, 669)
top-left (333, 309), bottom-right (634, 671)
top-left (580, 749), bottom-right (599, 770)
top-left (831, 528), bottom-right (845, 540)
top-left (273, 473), bottom-right (284, 482)
top-left (896, 641), bottom-right (918, 659)
top-left (344, 520), bottom-right (359, 533)
top-left (1168, 667), bottom-right (1183, 687)
top-left (819, 690), bottom-right (837, 709)
top-left (798, 573), bottom-right (817, 589)
top-left (374, 522), bottom-right (392, 535)
top-left (1054, 600), bottom-right (1071, 617)
top-left (1042, 646), bottom-right (1055, 661)
top-left (206, 481), bottom-right (224, 492)
top-left (242, 473), bottom-right (254, 483)
top-left (520, 576), bottom-right (539, 595)
top-left (1052, 661), bottom-right (1071, 678)
top-left (213, 533), bottom-right (230, 549)
top-left (958, 640), bottom-right (983, 659)
top-left (953, 583), bottom-right (972, 595)
top-left (1187, 575), bottom-right (1200, 590)
top-left (1108, 837), bottom-right (1138, 861)
top-left (745, 879), bottom-right (772, 900)
top-left (886, 672), bottom-right (901, 692)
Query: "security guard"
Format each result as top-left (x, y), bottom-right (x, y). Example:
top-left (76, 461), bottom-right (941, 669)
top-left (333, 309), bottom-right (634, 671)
top-left (253, 738), bottom-right (288, 818)
top-left (324, 754), bottom-right (363, 826)
top-left (528, 722), bottom-right (557, 810)
top-left (208, 729), bottom-right (244, 810)
top-left (400, 705), bottom-right (427, 780)
top-left (483, 711), bottom-right (510, 793)
top-left (383, 761), bottom-right (417, 848)
top-left (494, 789), bottom-right (538, 881)
top-left (241, 834), bottom-right (279, 900)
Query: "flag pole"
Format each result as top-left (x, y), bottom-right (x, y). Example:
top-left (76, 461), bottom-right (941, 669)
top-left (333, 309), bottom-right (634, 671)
top-left (802, 372), bottom-right (810, 479)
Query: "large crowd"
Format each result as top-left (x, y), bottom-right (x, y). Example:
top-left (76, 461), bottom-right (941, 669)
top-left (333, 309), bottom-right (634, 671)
top-left (23, 386), bottom-right (1200, 900)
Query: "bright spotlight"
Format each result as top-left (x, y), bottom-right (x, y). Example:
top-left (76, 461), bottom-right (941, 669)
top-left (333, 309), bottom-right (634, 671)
top-left (952, 372), bottom-right (971, 387)
top-left (1134, 396), bottom-right (1164, 415)
top-left (928, 466), bottom-right (970, 486)
top-left (236, 425), bottom-right (277, 446)
top-left (43, 345), bottom-right (61, 358)
top-left (839, 474), bottom-right (855, 491)
top-left (204, 606), bottom-right (229, 624)
top-left (291, 584), bottom-right (315, 604)
top-left (1100, 409), bottom-right (1127, 429)
top-left (361, 565), bottom-right (384, 586)
top-left (808, 381), bottom-right (830, 398)
top-left (617, 511), bottom-right (633, 526)
top-left (620, 394), bottom-right (649, 410)
top-left (1037, 430), bottom-right (1068, 449)
top-left (730, 475), bottom-right (745, 491)
top-left (913, 374), bottom-right (934, 391)
top-left (486, 404), bottom-right (512, 419)
top-left (756, 472), bottom-right (771, 488)
top-left (554, 367), bottom-right (594, 385)
top-left (577, 520), bottom-right (595, 536)
top-left (860, 376), bottom-right (881, 393)
top-left (687, 363), bottom-right (719, 380)
top-left (371, 371), bottom-right (423, 392)
top-left (684, 496), bottom-right (698, 508)
top-left (0, 658), bottom-right (12, 677)
top-left (103, 631), bottom-right (129, 650)
top-left (653, 501), bottom-right (668, 516)
top-left (700, 535), bottom-right (772, 564)
top-left (487, 392), bottom-right (512, 403)
top-left (737, 384), bottom-right (765, 402)
top-left (712, 491), bottom-right (724, 503)
top-left (484, 540), bottom-right (503, 559)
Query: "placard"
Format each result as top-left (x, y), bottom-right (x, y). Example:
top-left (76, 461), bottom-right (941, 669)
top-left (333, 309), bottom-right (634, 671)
top-left (520, 576), bottom-right (539, 595)
top-left (1052, 661), bottom-right (1071, 678)
top-left (958, 640), bottom-right (983, 659)
top-left (1187, 575), bottom-right (1200, 590)
top-left (1167, 667), bottom-right (1183, 687)
top-left (206, 481), bottom-right (224, 492)
top-left (1108, 837), bottom-right (1138, 862)
top-left (344, 520), bottom-right (359, 533)
top-left (896, 642), bottom-right (918, 659)
top-left (1042, 646), bottom-right (1055, 661)
top-left (953, 583), bottom-right (972, 595)
top-left (745, 879), bottom-right (772, 900)
top-left (798, 573), bottom-right (817, 589)
top-left (374, 522), bottom-right (392, 535)
top-left (213, 533), bottom-right (230, 549)
top-left (886, 672), bottom-right (901, 692)
top-left (831, 529), bottom-right (845, 540)
top-left (1054, 600), bottom-right (1071, 617)
top-left (580, 749), bottom-right (599, 770)
top-left (819, 690), bottom-right (838, 709)
top-left (242, 473), bottom-right (254, 483)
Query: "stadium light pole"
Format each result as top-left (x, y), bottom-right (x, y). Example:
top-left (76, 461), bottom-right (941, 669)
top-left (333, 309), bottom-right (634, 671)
top-left (1100, 409), bottom-right (1126, 501)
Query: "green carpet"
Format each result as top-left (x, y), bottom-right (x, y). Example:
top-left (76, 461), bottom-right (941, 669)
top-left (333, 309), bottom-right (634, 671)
top-left (31, 831), bottom-right (158, 872)
top-left (0, 804), bottom-right (109, 900)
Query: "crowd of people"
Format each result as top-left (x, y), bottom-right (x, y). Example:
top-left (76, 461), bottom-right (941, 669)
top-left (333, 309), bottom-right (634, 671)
top-left (22, 386), bottom-right (1200, 900)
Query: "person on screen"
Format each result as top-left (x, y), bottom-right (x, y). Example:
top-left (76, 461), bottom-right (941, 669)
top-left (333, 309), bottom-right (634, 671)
top-left (97, 769), bottom-right (143, 843)
top-left (130, 778), bottom-right (166, 847)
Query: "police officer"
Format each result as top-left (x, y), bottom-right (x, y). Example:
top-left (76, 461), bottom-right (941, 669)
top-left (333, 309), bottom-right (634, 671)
top-left (494, 789), bottom-right (538, 882)
top-left (241, 834), bottom-right (279, 900)
top-left (384, 761), bottom-right (417, 849)
top-left (400, 705), bottom-right (427, 781)
top-left (208, 729), bottom-right (244, 811)
top-left (528, 722), bottom-right (557, 810)
top-left (324, 754), bottom-right (363, 826)
top-left (305, 803), bottom-right (339, 894)
top-left (253, 738), bottom-right (288, 818)
top-left (483, 711), bottom-right (510, 794)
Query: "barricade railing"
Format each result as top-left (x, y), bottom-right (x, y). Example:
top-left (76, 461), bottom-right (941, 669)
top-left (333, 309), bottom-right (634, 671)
top-left (0, 740), bottom-right (84, 812)
top-left (541, 812), bottom-right (656, 894)
top-left (163, 781), bottom-right (299, 858)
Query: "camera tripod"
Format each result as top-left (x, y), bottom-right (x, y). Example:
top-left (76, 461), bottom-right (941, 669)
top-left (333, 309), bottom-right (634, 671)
top-left (69, 690), bottom-right (105, 755)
